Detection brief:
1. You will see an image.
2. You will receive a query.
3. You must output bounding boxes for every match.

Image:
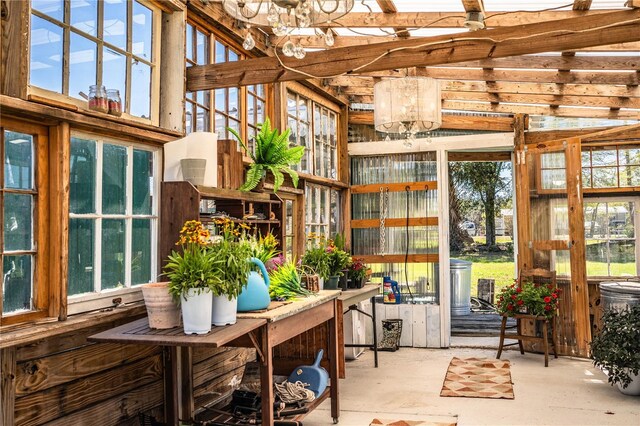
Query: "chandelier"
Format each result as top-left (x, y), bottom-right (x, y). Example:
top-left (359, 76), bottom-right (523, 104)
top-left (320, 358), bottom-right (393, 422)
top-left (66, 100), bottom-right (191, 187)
top-left (374, 77), bottom-right (442, 147)
top-left (222, 0), bottom-right (354, 58)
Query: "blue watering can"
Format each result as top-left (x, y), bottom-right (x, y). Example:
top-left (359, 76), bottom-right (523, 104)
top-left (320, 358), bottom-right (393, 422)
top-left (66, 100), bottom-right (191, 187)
top-left (237, 257), bottom-right (270, 312)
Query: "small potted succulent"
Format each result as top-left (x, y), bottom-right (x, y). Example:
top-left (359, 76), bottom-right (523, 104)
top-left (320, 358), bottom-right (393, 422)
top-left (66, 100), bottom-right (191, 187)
top-left (590, 305), bottom-right (640, 395)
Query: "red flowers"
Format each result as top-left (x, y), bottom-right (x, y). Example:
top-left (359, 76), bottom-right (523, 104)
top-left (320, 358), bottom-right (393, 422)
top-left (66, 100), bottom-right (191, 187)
top-left (544, 296), bottom-right (551, 303)
top-left (496, 277), bottom-right (561, 319)
top-left (517, 300), bottom-right (524, 306)
top-left (545, 305), bottom-right (551, 311)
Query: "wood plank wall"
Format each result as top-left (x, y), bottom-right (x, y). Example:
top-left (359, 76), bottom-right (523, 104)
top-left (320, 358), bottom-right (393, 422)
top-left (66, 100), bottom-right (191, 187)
top-left (2, 317), bottom-right (253, 425)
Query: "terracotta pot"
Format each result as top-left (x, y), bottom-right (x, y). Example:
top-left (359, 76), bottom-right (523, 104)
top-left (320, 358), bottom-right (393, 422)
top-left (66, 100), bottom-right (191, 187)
top-left (141, 282), bottom-right (181, 329)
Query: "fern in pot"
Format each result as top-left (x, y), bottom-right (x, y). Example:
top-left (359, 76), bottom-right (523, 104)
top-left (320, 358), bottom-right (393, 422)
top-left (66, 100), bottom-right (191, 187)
top-left (590, 305), bottom-right (640, 395)
top-left (229, 117), bottom-right (305, 193)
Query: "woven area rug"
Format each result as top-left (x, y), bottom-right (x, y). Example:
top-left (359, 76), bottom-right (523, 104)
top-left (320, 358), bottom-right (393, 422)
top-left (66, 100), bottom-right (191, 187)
top-left (440, 357), bottom-right (514, 399)
top-left (370, 419), bottom-right (457, 426)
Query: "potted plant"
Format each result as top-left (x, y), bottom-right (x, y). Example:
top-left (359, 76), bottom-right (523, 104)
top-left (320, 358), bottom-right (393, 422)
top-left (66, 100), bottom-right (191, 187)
top-left (349, 258), bottom-right (368, 289)
top-left (326, 242), bottom-right (352, 290)
top-left (590, 305), bottom-right (640, 395)
top-left (301, 234), bottom-right (330, 289)
top-left (209, 218), bottom-right (253, 325)
top-left (141, 282), bottom-right (181, 329)
top-left (268, 259), bottom-right (313, 300)
top-left (496, 278), bottom-right (561, 319)
top-left (164, 220), bottom-right (222, 334)
top-left (228, 117), bottom-right (305, 193)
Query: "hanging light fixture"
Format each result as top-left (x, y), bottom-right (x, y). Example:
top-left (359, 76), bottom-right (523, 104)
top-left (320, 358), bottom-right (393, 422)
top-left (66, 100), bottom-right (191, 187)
top-left (222, 1), bottom-right (354, 58)
top-left (374, 77), bottom-right (442, 147)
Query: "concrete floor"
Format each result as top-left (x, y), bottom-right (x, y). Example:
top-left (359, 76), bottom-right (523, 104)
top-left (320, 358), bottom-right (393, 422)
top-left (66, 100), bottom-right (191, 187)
top-left (304, 344), bottom-right (640, 426)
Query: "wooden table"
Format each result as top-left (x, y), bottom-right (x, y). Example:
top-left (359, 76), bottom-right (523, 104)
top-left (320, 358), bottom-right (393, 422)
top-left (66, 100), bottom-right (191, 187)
top-left (338, 284), bottom-right (380, 368)
top-left (89, 290), bottom-right (341, 426)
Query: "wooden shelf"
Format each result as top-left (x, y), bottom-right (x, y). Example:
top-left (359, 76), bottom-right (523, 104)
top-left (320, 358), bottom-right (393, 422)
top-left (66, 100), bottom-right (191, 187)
top-left (194, 184), bottom-right (275, 203)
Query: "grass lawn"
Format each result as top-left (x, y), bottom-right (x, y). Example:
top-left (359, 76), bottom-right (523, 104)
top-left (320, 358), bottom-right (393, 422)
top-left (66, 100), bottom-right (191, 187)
top-left (472, 236), bottom-right (513, 245)
top-left (452, 252), bottom-right (515, 301)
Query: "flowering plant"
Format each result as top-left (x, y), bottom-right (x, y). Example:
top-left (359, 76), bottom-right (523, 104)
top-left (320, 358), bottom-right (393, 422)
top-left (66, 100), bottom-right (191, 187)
top-left (326, 241), bottom-right (352, 277)
top-left (301, 233), bottom-right (331, 280)
top-left (349, 258), bottom-right (368, 281)
top-left (496, 278), bottom-right (561, 319)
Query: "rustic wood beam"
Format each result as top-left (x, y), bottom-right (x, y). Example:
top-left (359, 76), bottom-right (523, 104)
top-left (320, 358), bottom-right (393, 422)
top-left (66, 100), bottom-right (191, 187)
top-left (332, 77), bottom-right (640, 98)
top-left (438, 91), bottom-right (640, 108)
top-left (462, 0), bottom-right (485, 13)
top-left (349, 111), bottom-right (515, 131)
top-left (376, 0), bottom-right (397, 13)
top-left (349, 100), bottom-right (640, 119)
top-left (187, 9), bottom-right (640, 91)
top-left (433, 55), bottom-right (640, 70)
top-left (322, 10), bottom-right (620, 28)
top-left (273, 34), bottom-right (640, 51)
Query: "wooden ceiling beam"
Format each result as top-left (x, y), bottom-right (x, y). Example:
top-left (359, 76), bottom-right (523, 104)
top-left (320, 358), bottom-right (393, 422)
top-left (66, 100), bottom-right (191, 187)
top-left (349, 99), bottom-right (640, 119)
top-left (462, 0), bottom-right (485, 13)
top-left (349, 111), bottom-right (515, 131)
top-left (438, 91), bottom-right (639, 108)
top-left (273, 34), bottom-right (640, 51)
top-left (187, 9), bottom-right (640, 91)
top-left (314, 10), bottom-right (619, 28)
top-left (428, 56), bottom-right (640, 71)
top-left (330, 77), bottom-right (640, 98)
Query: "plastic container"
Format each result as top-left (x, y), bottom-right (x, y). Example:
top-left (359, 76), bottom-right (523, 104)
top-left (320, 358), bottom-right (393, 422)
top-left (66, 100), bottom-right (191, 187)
top-left (88, 85), bottom-right (108, 113)
top-left (107, 89), bottom-right (122, 116)
top-left (599, 281), bottom-right (640, 312)
top-left (450, 258), bottom-right (472, 316)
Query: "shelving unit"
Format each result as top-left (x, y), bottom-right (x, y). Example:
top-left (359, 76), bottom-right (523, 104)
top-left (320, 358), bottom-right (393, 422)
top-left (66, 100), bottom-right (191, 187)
top-left (160, 181), bottom-right (284, 267)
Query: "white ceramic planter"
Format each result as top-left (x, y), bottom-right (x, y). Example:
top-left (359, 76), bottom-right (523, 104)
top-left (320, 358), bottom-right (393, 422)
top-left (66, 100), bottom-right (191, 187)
top-left (212, 295), bottom-right (237, 326)
top-left (181, 288), bottom-right (213, 334)
top-left (617, 370), bottom-right (640, 396)
top-left (141, 282), bottom-right (181, 329)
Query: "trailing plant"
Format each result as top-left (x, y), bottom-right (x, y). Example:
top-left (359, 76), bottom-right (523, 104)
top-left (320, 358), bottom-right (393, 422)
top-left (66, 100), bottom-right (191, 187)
top-left (268, 260), bottom-right (312, 300)
top-left (164, 220), bottom-right (223, 301)
top-left (495, 277), bottom-right (561, 319)
top-left (228, 117), bottom-right (305, 193)
top-left (590, 305), bottom-right (640, 389)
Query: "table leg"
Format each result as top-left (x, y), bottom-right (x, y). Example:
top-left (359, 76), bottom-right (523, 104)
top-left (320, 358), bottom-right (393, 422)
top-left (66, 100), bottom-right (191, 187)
top-left (260, 327), bottom-right (274, 426)
top-left (371, 295), bottom-right (378, 368)
top-left (165, 347), bottom-right (180, 426)
top-left (329, 299), bottom-right (340, 423)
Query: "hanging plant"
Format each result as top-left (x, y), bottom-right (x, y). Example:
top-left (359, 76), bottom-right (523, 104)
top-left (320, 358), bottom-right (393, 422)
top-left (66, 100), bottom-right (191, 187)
top-left (228, 117), bottom-right (305, 193)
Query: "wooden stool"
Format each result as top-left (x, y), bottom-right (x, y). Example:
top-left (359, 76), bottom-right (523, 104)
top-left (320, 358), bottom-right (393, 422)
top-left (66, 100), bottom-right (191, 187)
top-left (496, 313), bottom-right (558, 367)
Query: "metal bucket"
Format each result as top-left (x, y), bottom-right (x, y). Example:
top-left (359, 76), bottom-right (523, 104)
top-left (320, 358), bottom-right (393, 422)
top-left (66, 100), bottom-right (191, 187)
top-left (450, 259), bottom-right (472, 316)
top-left (599, 281), bottom-right (640, 312)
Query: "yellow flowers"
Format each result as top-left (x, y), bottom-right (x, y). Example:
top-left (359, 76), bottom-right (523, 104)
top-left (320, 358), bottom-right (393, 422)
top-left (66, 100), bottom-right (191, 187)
top-left (176, 220), bottom-right (210, 247)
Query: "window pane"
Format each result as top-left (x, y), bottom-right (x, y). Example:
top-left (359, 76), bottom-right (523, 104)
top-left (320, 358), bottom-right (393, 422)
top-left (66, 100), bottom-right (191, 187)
top-left (2, 255), bottom-right (33, 313)
top-left (215, 113), bottom-right (226, 138)
top-left (102, 144), bottom-right (127, 214)
top-left (196, 106), bottom-right (209, 132)
top-left (133, 149), bottom-right (153, 215)
top-left (103, 0), bottom-right (127, 50)
top-left (132, 1), bottom-right (153, 61)
top-left (32, 0), bottom-right (64, 21)
top-left (68, 218), bottom-right (95, 295)
top-left (4, 131), bottom-right (34, 190)
top-left (330, 189), bottom-right (341, 237)
top-left (131, 219), bottom-right (152, 285)
top-left (130, 61), bottom-right (151, 118)
top-left (581, 151), bottom-right (591, 168)
top-left (619, 147), bottom-right (640, 166)
top-left (619, 166), bottom-right (640, 187)
top-left (541, 169), bottom-right (566, 190)
top-left (592, 167), bottom-right (617, 188)
top-left (4, 194), bottom-right (33, 251)
top-left (69, 33), bottom-right (97, 100)
top-left (70, 137), bottom-right (96, 214)
top-left (228, 49), bottom-right (238, 61)
top-left (196, 90), bottom-right (209, 107)
top-left (229, 87), bottom-right (239, 119)
top-left (196, 30), bottom-right (207, 65)
top-left (591, 148), bottom-right (616, 167)
top-left (185, 102), bottom-right (194, 134)
top-left (608, 202), bottom-right (634, 238)
top-left (102, 48), bottom-right (126, 106)
top-left (582, 168), bottom-right (592, 188)
top-left (101, 219), bottom-right (125, 289)
top-left (30, 16), bottom-right (63, 93)
top-left (298, 98), bottom-right (308, 121)
top-left (540, 152), bottom-right (564, 169)
top-left (215, 89), bottom-right (225, 111)
top-left (215, 41), bottom-right (225, 63)
top-left (71, 0), bottom-right (97, 36)
top-left (584, 202), bottom-right (607, 239)
top-left (186, 24), bottom-right (194, 61)
top-left (609, 240), bottom-right (636, 276)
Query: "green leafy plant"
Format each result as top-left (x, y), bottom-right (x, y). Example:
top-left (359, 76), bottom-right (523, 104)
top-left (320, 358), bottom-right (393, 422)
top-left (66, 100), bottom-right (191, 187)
top-left (164, 220), bottom-right (223, 301)
top-left (209, 218), bottom-right (253, 300)
top-left (326, 241), bottom-right (352, 277)
top-left (349, 258), bottom-right (369, 282)
top-left (228, 117), bottom-right (305, 193)
top-left (495, 278), bottom-right (561, 319)
top-left (590, 305), bottom-right (640, 389)
top-left (301, 233), bottom-right (330, 280)
top-left (247, 232), bottom-right (280, 266)
top-left (268, 259), bottom-right (312, 300)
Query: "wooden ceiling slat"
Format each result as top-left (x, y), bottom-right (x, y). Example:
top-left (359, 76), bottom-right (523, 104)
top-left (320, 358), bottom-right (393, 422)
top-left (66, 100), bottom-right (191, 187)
top-left (348, 111), bottom-right (515, 131)
top-left (462, 0), bottom-right (485, 13)
top-left (430, 56), bottom-right (640, 71)
top-left (376, 0), bottom-right (397, 14)
top-left (438, 91), bottom-right (639, 109)
top-left (186, 9), bottom-right (640, 91)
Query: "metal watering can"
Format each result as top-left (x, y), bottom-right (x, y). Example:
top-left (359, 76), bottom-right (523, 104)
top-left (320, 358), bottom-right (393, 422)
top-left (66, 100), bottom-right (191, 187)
top-left (237, 257), bottom-right (270, 312)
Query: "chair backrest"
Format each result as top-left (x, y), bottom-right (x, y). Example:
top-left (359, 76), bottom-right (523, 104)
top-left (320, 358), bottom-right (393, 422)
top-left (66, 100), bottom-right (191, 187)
top-left (518, 268), bottom-right (557, 287)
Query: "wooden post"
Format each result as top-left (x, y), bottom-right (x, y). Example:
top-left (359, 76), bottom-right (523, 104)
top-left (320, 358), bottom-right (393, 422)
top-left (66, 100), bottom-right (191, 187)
top-left (159, 7), bottom-right (186, 133)
top-left (0, 347), bottom-right (16, 426)
top-left (514, 114), bottom-right (533, 270)
top-left (565, 138), bottom-right (591, 356)
top-left (1, 0), bottom-right (29, 98)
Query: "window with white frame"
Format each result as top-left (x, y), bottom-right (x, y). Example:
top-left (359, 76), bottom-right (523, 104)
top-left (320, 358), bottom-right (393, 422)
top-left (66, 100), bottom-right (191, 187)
top-left (305, 183), bottom-right (341, 239)
top-left (30, 0), bottom-right (159, 119)
top-left (288, 90), bottom-right (339, 178)
top-left (68, 134), bottom-right (159, 306)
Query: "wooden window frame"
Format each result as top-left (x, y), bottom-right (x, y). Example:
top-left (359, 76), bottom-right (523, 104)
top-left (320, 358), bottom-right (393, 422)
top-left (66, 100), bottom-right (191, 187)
top-left (28, 0), bottom-right (162, 125)
top-left (0, 118), bottom-right (51, 326)
top-left (67, 131), bottom-right (160, 315)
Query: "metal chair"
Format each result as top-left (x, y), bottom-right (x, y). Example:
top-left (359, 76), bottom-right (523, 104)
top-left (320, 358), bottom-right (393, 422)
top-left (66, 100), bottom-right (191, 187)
top-left (496, 268), bottom-right (559, 367)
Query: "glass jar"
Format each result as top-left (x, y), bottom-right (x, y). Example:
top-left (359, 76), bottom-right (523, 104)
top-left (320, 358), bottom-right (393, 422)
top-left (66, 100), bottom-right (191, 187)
top-left (107, 89), bottom-right (122, 117)
top-left (88, 85), bottom-right (108, 113)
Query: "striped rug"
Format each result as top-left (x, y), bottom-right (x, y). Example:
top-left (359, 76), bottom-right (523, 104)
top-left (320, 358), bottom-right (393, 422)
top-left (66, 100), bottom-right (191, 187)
top-left (440, 357), bottom-right (514, 399)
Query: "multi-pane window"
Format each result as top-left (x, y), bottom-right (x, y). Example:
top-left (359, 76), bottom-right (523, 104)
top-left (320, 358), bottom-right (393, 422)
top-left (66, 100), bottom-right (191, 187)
top-left (185, 23), bottom-right (210, 133)
top-left (288, 90), bottom-right (339, 178)
top-left (1, 127), bottom-right (41, 316)
top-left (305, 183), bottom-right (341, 239)
top-left (30, 0), bottom-right (158, 119)
top-left (68, 134), bottom-right (158, 300)
top-left (213, 41), bottom-right (241, 139)
top-left (584, 199), bottom-right (638, 277)
top-left (285, 199), bottom-right (295, 260)
top-left (247, 85), bottom-right (267, 154)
